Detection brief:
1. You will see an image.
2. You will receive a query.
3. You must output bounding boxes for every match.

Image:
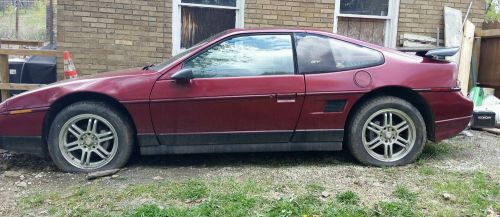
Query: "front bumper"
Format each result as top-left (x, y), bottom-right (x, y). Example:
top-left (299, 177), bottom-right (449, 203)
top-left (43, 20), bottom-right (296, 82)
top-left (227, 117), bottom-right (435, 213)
top-left (0, 136), bottom-right (44, 156)
top-left (0, 108), bottom-right (47, 156)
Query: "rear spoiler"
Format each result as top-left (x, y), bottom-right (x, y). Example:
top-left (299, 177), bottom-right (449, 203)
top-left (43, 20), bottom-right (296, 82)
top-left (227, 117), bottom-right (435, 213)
top-left (398, 47), bottom-right (460, 59)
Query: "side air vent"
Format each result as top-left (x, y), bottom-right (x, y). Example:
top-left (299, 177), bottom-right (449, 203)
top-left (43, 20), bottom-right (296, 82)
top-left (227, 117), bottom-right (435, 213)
top-left (324, 100), bottom-right (346, 112)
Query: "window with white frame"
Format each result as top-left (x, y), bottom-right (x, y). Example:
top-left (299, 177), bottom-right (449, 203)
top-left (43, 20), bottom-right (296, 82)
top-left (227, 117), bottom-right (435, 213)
top-left (172, 0), bottom-right (245, 55)
top-left (333, 0), bottom-right (399, 48)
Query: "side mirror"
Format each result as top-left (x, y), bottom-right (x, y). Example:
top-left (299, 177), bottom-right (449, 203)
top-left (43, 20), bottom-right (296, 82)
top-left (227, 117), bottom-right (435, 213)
top-left (171, 68), bottom-right (194, 84)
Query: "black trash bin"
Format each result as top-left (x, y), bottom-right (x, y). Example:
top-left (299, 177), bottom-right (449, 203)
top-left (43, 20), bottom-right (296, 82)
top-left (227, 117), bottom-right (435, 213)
top-left (7, 44), bottom-right (57, 96)
top-left (8, 58), bottom-right (27, 95)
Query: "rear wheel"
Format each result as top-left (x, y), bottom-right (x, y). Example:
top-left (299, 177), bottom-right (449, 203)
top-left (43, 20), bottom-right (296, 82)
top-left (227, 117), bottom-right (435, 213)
top-left (48, 101), bottom-right (134, 172)
top-left (347, 96), bottom-right (426, 166)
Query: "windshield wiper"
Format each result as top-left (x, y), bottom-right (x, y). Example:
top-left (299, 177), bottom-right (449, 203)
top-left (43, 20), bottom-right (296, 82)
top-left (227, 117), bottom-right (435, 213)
top-left (142, 64), bottom-right (155, 70)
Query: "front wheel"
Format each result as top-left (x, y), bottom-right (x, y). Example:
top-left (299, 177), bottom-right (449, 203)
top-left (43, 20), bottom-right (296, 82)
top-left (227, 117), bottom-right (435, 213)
top-left (347, 96), bottom-right (426, 167)
top-left (47, 101), bottom-right (134, 172)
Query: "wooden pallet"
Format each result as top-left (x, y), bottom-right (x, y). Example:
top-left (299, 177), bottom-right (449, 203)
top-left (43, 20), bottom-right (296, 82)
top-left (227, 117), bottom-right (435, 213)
top-left (0, 48), bottom-right (58, 101)
top-left (483, 128), bottom-right (500, 135)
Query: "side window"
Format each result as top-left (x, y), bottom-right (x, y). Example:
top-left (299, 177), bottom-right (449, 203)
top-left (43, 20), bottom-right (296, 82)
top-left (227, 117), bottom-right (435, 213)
top-left (183, 34), bottom-right (295, 78)
top-left (295, 33), bottom-right (384, 74)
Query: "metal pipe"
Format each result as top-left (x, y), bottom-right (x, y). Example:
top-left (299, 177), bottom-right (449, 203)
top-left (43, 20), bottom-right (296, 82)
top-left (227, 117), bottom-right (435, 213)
top-left (463, 0), bottom-right (473, 28)
top-left (15, 0), bottom-right (19, 39)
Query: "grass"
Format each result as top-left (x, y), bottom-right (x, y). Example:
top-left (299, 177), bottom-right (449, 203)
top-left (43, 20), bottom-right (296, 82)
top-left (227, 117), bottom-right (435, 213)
top-left (306, 183), bottom-right (326, 193)
top-left (376, 201), bottom-right (423, 217)
top-left (169, 180), bottom-right (208, 201)
top-left (434, 171), bottom-right (500, 216)
top-left (12, 139), bottom-right (499, 217)
top-left (393, 185), bottom-right (418, 203)
top-left (416, 142), bottom-right (455, 164)
top-left (19, 193), bottom-right (45, 207)
top-left (336, 191), bottom-right (361, 205)
top-left (418, 165), bottom-right (436, 176)
top-left (11, 170), bottom-right (499, 216)
top-left (17, 171), bottom-right (499, 217)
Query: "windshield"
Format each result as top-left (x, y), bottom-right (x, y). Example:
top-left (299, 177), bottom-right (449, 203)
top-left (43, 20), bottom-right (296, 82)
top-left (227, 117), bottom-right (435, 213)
top-left (149, 46), bottom-right (199, 71)
top-left (150, 30), bottom-right (230, 71)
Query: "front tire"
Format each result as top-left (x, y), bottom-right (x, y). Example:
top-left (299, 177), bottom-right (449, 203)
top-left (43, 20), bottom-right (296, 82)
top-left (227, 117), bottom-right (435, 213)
top-left (347, 96), bottom-right (426, 167)
top-left (48, 101), bottom-right (134, 173)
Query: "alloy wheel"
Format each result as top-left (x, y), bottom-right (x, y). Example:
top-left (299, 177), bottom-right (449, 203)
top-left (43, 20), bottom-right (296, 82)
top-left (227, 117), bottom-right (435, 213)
top-left (58, 114), bottom-right (118, 170)
top-left (361, 108), bottom-right (416, 162)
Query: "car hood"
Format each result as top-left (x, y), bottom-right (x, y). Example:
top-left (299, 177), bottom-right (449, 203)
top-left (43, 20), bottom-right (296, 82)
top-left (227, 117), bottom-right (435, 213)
top-left (55, 67), bottom-right (153, 83)
top-left (3, 68), bottom-right (159, 111)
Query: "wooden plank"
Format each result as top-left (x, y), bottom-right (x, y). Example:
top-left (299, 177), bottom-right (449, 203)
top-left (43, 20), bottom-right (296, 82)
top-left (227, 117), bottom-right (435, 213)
top-left (402, 33), bottom-right (437, 43)
top-left (444, 7), bottom-right (463, 63)
top-left (86, 169), bottom-right (120, 180)
top-left (337, 17), bottom-right (349, 36)
top-left (458, 20), bottom-right (475, 95)
top-left (0, 49), bottom-right (58, 57)
top-left (401, 33), bottom-right (444, 45)
top-left (0, 83), bottom-right (46, 91)
top-left (402, 41), bottom-right (435, 48)
top-left (482, 21), bottom-right (500, 30)
top-left (0, 39), bottom-right (44, 47)
top-left (476, 29), bottom-right (500, 38)
top-left (483, 128), bottom-right (500, 135)
top-left (372, 20), bottom-right (385, 46)
top-left (478, 34), bottom-right (500, 87)
top-left (471, 37), bottom-right (481, 89)
top-left (348, 18), bottom-right (362, 40)
top-left (360, 20), bottom-right (374, 43)
top-left (0, 54), bottom-right (9, 101)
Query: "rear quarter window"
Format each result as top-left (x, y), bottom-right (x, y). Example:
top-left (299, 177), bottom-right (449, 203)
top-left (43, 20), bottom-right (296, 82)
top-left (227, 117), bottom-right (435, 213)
top-left (295, 33), bottom-right (384, 74)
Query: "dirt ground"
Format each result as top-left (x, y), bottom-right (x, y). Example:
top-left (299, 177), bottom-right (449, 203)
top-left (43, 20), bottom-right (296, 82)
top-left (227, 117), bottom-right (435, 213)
top-left (0, 130), bottom-right (499, 216)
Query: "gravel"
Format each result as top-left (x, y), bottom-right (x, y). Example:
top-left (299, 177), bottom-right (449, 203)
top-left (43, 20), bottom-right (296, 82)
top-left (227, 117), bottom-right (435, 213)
top-left (0, 129), bottom-right (499, 216)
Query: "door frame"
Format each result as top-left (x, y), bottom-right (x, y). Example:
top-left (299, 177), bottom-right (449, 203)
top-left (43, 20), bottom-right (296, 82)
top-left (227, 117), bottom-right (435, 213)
top-left (333, 0), bottom-right (400, 48)
top-left (171, 0), bottom-right (246, 55)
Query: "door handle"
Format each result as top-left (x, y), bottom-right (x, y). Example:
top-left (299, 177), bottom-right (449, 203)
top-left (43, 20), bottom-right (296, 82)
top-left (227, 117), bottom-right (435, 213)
top-left (276, 93), bottom-right (297, 103)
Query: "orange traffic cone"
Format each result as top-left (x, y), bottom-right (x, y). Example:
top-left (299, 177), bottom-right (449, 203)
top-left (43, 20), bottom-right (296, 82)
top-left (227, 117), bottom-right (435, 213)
top-left (64, 51), bottom-right (78, 79)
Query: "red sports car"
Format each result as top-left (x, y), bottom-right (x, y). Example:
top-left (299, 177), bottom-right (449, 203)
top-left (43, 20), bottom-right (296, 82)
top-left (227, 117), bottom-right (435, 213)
top-left (0, 29), bottom-right (472, 172)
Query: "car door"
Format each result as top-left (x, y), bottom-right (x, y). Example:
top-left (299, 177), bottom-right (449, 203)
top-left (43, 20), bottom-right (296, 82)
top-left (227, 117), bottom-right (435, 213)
top-left (150, 33), bottom-right (305, 146)
top-left (292, 33), bottom-right (385, 143)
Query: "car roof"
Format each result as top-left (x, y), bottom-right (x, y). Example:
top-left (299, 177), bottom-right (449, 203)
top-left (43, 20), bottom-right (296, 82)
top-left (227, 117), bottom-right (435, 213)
top-left (224, 28), bottom-right (327, 35)
top-left (219, 28), bottom-right (389, 52)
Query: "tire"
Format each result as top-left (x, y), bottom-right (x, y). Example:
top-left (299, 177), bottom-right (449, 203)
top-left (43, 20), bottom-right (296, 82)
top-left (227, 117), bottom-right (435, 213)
top-left (347, 96), bottom-right (426, 167)
top-left (47, 101), bottom-right (134, 173)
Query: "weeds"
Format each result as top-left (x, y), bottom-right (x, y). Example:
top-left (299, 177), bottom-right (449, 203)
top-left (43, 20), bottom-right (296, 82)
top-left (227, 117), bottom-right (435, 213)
top-left (393, 185), bottom-right (418, 202)
top-left (418, 165), bottom-right (436, 175)
top-left (417, 142), bottom-right (454, 164)
top-left (168, 180), bottom-right (208, 201)
top-left (336, 190), bottom-right (361, 205)
top-left (19, 193), bottom-right (45, 207)
top-left (435, 171), bottom-right (500, 215)
top-left (19, 173), bottom-right (499, 217)
top-left (376, 200), bottom-right (423, 217)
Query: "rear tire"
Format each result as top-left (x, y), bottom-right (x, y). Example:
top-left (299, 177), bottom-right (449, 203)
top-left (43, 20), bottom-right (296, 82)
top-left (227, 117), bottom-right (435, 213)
top-left (347, 96), bottom-right (426, 167)
top-left (47, 101), bottom-right (134, 173)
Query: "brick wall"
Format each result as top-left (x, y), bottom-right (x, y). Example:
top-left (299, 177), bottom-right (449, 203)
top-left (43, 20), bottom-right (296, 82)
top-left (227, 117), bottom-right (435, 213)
top-left (57, 0), bottom-right (485, 75)
top-left (57, 0), bottom-right (171, 75)
top-left (398, 0), bottom-right (485, 41)
top-left (245, 0), bottom-right (334, 31)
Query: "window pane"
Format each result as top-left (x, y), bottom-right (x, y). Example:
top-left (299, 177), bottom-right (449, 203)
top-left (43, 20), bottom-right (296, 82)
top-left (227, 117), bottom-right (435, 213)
top-left (184, 35), bottom-right (295, 78)
top-left (181, 0), bottom-right (237, 7)
top-left (295, 33), bottom-right (384, 73)
top-left (340, 0), bottom-right (389, 16)
top-left (181, 7), bottom-right (235, 49)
